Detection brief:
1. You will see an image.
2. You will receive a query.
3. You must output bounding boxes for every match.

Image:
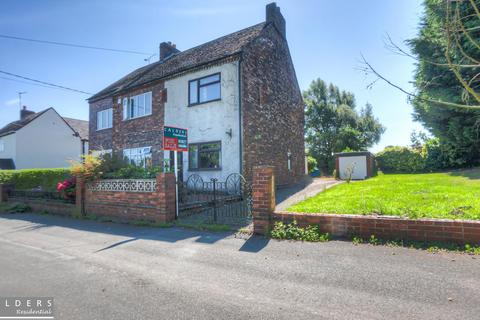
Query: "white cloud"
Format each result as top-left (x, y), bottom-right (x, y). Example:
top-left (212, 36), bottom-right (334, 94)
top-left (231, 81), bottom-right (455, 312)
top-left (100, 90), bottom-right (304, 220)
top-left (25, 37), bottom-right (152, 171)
top-left (5, 98), bottom-right (19, 106)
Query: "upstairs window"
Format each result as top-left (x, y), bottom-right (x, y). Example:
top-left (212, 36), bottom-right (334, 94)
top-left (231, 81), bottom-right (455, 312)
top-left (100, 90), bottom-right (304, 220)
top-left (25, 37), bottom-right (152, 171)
top-left (188, 73), bottom-right (221, 106)
top-left (188, 141), bottom-right (221, 170)
top-left (97, 108), bottom-right (113, 130)
top-left (123, 92), bottom-right (152, 120)
top-left (123, 146), bottom-right (152, 167)
top-left (0, 139), bottom-right (4, 152)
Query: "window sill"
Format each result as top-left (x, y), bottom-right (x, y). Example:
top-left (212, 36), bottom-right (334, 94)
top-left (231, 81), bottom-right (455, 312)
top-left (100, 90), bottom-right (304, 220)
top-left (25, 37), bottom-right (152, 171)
top-left (123, 113), bottom-right (152, 122)
top-left (96, 127), bottom-right (112, 132)
top-left (188, 98), bottom-right (222, 108)
top-left (188, 167), bottom-right (222, 172)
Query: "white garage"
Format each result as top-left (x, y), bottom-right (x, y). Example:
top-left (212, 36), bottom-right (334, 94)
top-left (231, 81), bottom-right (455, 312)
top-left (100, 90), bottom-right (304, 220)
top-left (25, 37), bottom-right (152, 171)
top-left (335, 152), bottom-right (375, 180)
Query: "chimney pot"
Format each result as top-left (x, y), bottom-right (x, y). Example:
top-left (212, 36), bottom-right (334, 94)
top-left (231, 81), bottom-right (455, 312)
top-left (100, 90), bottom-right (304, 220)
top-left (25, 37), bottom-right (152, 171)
top-left (20, 106), bottom-right (35, 120)
top-left (159, 41), bottom-right (180, 61)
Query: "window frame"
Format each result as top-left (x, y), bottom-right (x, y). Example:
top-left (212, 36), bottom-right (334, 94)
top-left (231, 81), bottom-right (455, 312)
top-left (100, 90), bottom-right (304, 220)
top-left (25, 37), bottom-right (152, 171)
top-left (123, 91), bottom-right (153, 121)
top-left (188, 141), bottom-right (222, 171)
top-left (0, 139), bottom-right (4, 152)
top-left (188, 72), bottom-right (221, 107)
top-left (96, 108), bottom-right (113, 131)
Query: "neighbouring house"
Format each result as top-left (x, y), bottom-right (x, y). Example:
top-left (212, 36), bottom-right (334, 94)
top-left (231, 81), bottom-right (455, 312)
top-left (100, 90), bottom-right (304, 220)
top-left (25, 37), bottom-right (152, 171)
top-left (88, 2), bottom-right (305, 185)
top-left (0, 106), bottom-right (89, 169)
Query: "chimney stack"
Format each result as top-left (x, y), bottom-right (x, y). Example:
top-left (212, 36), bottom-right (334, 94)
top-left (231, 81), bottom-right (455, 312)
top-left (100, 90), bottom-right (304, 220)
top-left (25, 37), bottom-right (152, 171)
top-left (266, 2), bottom-right (286, 39)
top-left (159, 41), bottom-right (180, 61)
top-left (20, 106), bottom-right (35, 120)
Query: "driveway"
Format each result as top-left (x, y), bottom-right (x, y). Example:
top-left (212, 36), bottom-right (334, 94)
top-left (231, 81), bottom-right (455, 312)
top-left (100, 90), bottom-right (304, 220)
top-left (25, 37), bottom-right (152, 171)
top-left (0, 213), bottom-right (479, 319)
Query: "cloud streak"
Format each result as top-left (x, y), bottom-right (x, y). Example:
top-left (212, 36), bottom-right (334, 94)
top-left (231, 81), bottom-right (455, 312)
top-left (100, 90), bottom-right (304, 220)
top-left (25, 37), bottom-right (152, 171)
top-left (5, 98), bottom-right (19, 106)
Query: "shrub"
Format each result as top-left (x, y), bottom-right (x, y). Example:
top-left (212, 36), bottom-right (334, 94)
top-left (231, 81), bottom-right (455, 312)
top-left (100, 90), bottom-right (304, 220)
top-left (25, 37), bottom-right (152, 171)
top-left (421, 138), bottom-right (455, 171)
top-left (376, 146), bottom-right (425, 173)
top-left (70, 154), bottom-right (103, 182)
top-left (307, 155), bottom-right (317, 174)
top-left (0, 168), bottom-right (71, 191)
top-left (270, 220), bottom-right (330, 242)
top-left (56, 177), bottom-right (76, 200)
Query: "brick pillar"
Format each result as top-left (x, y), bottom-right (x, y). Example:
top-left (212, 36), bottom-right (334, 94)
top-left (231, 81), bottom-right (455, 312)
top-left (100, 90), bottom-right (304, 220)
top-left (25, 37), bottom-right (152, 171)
top-left (252, 166), bottom-right (276, 235)
top-left (156, 173), bottom-right (176, 222)
top-left (75, 177), bottom-right (85, 215)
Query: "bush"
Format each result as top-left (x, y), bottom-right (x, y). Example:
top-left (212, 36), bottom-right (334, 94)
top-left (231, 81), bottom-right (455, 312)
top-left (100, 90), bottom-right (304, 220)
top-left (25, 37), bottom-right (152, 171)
top-left (376, 146), bottom-right (425, 173)
top-left (270, 220), bottom-right (331, 242)
top-left (422, 138), bottom-right (456, 171)
top-left (0, 168), bottom-right (71, 191)
top-left (307, 155), bottom-right (317, 174)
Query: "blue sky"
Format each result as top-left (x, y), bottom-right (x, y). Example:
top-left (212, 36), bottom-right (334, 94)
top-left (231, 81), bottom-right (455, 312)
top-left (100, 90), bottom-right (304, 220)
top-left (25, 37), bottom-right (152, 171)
top-left (0, 0), bottom-right (423, 152)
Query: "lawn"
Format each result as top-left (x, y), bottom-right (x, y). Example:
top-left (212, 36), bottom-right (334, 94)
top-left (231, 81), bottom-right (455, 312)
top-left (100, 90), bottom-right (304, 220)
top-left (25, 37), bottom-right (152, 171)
top-left (288, 168), bottom-right (480, 220)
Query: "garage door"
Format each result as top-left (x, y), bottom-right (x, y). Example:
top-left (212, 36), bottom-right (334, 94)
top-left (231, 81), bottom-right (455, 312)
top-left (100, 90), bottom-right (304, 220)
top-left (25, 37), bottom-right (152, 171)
top-left (339, 156), bottom-right (367, 180)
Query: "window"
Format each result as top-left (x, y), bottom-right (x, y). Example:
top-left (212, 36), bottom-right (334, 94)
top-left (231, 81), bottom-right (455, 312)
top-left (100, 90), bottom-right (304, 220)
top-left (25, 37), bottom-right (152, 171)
top-left (0, 140), bottom-right (4, 152)
top-left (123, 92), bottom-right (152, 120)
top-left (123, 147), bottom-right (152, 167)
top-left (96, 108), bottom-right (113, 130)
top-left (188, 73), bottom-right (221, 105)
top-left (189, 142), bottom-right (221, 170)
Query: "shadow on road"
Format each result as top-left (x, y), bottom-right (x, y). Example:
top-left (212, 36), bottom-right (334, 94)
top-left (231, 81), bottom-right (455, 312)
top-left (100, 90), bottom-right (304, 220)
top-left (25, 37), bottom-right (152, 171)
top-left (0, 213), bottom-right (271, 253)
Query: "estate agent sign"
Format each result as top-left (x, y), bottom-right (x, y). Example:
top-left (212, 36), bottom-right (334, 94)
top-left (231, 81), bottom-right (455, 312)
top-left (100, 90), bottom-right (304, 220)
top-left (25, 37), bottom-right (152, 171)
top-left (163, 126), bottom-right (188, 151)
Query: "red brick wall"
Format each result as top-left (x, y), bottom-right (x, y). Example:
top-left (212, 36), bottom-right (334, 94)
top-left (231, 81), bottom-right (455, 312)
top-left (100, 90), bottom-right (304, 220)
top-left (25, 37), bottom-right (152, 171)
top-left (84, 173), bottom-right (176, 223)
top-left (252, 166), bottom-right (275, 235)
top-left (7, 197), bottom-right (76, 216)
top-left (272, 212), bottom-right (480, 245)
top-left (251, 166), bottom-right (480, 245)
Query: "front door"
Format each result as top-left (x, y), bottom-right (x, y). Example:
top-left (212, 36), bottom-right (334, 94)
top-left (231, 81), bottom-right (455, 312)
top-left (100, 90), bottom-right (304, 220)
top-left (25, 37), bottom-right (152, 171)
top-left (169, 151), bottom-right (184, 182)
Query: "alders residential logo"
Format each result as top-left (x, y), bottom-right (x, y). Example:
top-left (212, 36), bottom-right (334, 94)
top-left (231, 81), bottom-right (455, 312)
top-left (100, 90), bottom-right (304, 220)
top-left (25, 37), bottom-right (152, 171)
top-left (1, 297), bottom-right (54, 319)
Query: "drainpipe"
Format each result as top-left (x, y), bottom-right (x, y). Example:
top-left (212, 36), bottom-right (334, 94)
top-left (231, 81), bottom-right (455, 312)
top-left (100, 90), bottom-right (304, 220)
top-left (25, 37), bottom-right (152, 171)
top-left (238, 57), bottom-right (243, 176)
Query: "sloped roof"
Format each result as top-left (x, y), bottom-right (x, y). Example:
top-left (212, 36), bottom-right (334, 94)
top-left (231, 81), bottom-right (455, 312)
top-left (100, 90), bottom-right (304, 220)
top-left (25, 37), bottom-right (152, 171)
top-left (0, 108), bottom-right (50, 138)
top-left (63, 117), bottom-right (89, 140)
top-left (0, 108), bottom-right (89, 140)
top-left (89, 22), bottom-right (266, 102)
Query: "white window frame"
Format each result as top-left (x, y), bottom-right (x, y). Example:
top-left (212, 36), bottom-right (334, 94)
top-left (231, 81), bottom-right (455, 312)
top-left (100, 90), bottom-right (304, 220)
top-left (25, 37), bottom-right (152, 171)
top-left (123, 146), bottom-right (152, 167)
top-left (96, 108), bottom-right (113, 130)
top-left (123, 92), bottom-right (152, 120)
top-left (91, 149), bottom-right (112, 157)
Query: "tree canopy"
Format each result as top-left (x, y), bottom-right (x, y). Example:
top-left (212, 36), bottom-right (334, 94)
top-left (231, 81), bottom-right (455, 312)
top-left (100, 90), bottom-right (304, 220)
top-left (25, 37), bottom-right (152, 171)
top-left (409, 0), bottom-right (480, 167)
top-left (304, 79), bottom-right (385, 174)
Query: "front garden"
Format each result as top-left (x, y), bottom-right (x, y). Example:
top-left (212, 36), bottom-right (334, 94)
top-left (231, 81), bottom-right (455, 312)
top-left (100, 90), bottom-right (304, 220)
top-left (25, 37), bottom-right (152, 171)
top-left (288, 168), bottom-right (480, 220)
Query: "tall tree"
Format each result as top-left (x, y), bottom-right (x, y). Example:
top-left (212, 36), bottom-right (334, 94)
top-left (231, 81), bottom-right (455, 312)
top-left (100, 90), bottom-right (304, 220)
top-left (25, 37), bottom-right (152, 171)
top-left (304, 79), bottom-right (385, 174)
top-left (409, 0), bottom-right (480, 166)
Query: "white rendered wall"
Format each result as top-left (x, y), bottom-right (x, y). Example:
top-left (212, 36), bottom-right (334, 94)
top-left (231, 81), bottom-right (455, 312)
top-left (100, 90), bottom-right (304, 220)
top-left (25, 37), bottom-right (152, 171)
top-left (15, 109), bottom-right (83, 169)
top-left (164, 61), bottom-right (240, 182)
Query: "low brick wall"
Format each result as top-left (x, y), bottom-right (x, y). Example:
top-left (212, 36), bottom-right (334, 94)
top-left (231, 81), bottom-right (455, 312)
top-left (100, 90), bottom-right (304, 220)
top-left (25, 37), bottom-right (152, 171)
top-left (7, 197), bottom-right (76, 216)
top-left (272, 212), bottom-right (480, 245)
top-left (251, 165), bottom-right (480, 245)
top-left (83, 173), bottom-right (176, 223)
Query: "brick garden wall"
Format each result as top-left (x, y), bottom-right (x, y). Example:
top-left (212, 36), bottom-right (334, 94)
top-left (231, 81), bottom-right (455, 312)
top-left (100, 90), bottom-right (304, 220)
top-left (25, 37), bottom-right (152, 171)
top-left (8, 197), bottom-right (76, 216)
top-left (83, 173), bottom-right (176, 223)
top-left (252, 166), bottom-right (480, 245)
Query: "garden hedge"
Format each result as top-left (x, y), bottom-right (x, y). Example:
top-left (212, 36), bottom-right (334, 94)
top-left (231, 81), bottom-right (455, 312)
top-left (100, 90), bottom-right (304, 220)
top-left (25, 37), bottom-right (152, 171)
top-left (376, 146), bottom-right (425, 173)
top-left (0, 168), bottom-right (71, 191)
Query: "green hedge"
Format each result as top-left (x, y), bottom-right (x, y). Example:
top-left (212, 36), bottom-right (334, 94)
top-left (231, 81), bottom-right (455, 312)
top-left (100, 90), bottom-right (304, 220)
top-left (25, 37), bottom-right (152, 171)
top-left (376, 146), bottom-right (425, 173)
top-left (0, 168), bottom-right (71, 191)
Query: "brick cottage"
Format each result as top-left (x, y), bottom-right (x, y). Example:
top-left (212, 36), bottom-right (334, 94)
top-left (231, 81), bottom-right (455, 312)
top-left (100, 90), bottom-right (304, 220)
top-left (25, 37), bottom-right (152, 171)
top-left (88, 3), bottom-right (305, 186)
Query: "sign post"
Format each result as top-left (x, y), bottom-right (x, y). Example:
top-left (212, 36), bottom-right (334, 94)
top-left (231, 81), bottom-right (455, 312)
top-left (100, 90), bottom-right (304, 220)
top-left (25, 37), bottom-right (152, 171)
top-left (163, 126), bottom-right (188, 219)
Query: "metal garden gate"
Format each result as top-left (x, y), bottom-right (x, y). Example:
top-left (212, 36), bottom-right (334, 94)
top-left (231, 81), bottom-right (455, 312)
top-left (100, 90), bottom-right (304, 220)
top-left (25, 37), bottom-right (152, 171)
top-left (177, 173), bottom-right (252, 226)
